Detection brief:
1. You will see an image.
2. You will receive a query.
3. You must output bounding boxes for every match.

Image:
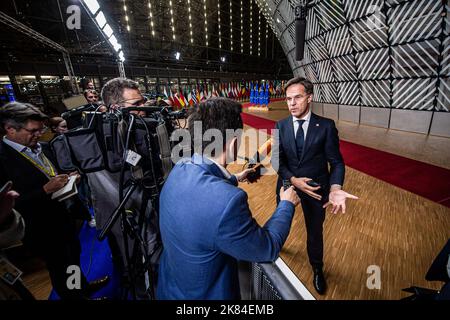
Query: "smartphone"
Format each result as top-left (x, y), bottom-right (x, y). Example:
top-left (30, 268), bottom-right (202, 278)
top-left (306, 180), bottom-right (320, 188)
top-left (282, 180), bottom-right (292, 190)
top-left (0, 181), bottom-right (12, 195)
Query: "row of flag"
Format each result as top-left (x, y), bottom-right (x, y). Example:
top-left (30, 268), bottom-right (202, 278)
top-left (161, 80), bottom-right (285, 109)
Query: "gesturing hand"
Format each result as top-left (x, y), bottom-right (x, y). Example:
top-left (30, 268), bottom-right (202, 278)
top-left (290, 177), bottom-right (322, 201)
top-left (323, 189), bottom-right (358, 214)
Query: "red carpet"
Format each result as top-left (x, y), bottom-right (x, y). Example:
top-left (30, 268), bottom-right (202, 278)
top-left (241, 112), bottom-right (450, 208)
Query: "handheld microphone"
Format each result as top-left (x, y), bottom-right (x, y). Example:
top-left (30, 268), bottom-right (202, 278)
top-left (246, 138), bottom-right (273, 183)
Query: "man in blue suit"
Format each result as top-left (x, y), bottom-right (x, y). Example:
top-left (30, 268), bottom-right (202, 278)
top-left (273, 77), bottom-right (358, 295)
top-left (157, 97), bottom-right (300, 300)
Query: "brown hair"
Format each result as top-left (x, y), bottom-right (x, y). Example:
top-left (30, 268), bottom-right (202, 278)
top-left (188, 97), bottom-right (243, 156)
top-left (100, 78), bottom-right (140, 107)
top-left (284, 77), bottom-right (314, 95)
top-left (0, 102), bottom-right (48, 134)
top-left (48, 117), bottom-right (65, 132)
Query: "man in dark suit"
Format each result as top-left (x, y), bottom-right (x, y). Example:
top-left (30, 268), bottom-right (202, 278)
top-left (0, 102), bottom-right (108, 299)
top-left (273, 77), bottom-right (357, 295)
top-left (157, 97), bottom-right (300, 299)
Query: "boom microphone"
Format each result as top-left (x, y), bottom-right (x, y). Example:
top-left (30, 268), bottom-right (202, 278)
top-left (295, 3), bottom-right (308, 61)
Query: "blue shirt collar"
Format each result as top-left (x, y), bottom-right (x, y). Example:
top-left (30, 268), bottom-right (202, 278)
top-left (3, 136), bottom-right (42, 155)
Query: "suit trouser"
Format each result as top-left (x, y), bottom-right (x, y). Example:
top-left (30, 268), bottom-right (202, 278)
top-left (276, 180), bottom-right (326, 269)
top-left (24, 214), bottom-right (89, 300)
top-left (298, 194), bottom-right (325, 269)
top-left (35, 230), bottom-right (89, 300)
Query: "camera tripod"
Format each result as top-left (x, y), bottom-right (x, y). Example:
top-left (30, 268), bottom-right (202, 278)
top-left (98, 177), bottom-right (161, 300)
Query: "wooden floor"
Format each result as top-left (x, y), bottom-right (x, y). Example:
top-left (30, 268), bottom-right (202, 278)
top-left (22, 268), bottom-right (51, 300)
top-left (229, 102), bottom-right (450, 300)
top-left (18, 101), bottom-right (450, 300)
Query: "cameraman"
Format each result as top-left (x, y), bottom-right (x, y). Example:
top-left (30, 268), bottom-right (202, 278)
top-left (87, 78), bottom-right (160, 300)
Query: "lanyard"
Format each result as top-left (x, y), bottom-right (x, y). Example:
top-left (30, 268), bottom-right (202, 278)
top-left (19, 151), bottom-right (56, 179)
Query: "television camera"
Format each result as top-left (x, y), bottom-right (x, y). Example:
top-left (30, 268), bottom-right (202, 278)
top-left (51, 103), bottom-right (187, 299)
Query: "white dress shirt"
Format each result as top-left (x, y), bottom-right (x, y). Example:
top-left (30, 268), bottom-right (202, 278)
top-left (292, 109), bottom-right (312, 141)
top-left (290, 112), bottom-right (342, 190)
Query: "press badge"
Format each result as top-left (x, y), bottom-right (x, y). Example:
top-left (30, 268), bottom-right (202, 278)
top-left (126, 150), bottom-right (142, 166)
top-left (0, 256), bottom-right (22, 285)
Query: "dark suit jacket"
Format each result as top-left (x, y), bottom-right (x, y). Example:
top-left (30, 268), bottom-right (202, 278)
top-left (273, 113), bottom-right (345, 192)
top-left (157, 154), bottom-right (295, 299)
top-left (0, 141), bottom-right (76, 252)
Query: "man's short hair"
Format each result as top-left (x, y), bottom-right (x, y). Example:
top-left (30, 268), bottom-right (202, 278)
top-left (0, 102), bottom-right (48, 134)
top-left (101, 78), bottom-right (140, 107)
top-left (83, 89), bottom-right (98, 98)
top-left (188, 97), bottom-right (243, 156)
top-left (284, 77), bottom-right (314, 95)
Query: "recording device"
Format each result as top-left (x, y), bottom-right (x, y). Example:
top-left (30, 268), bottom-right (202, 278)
top-left (51, 104), bottom-right (188, 300)
top-left (306, 180), bottom-right (320, 188)
top-left (121, 106), bottom-right (187, 121)
top-left (52, 105), bottom-right (187, 174)
top-left (283, 180), bottom-right (292, 191)
top-left (61, 103), bottom-right (99, 129)
top-left (245, 138), bottom-right (273, 183)
top-left (295, 1), bottom-right (309, 61)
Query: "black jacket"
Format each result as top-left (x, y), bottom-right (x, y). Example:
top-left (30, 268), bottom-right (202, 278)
top-left (0, 141), bottom-right (76, 251)
top-left (273, 113), bottom-right (345, 190)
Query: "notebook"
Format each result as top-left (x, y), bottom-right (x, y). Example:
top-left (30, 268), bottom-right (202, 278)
top-left (51, 175), bottom-right (78, 202)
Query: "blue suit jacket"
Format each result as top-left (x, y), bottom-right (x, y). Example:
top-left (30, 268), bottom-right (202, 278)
top-left (157, 154), bottom-right (295, 300)
top-left (273, 113), bottom-right (345, 191)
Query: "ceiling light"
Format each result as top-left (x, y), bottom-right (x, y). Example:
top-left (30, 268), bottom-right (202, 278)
top-left (103, 23), bottom-right (113, 38)
top-left (95, 11), bottom-right (106, 28)
top-left (119, 51), bottom-right (125, 62)
top-left (83, 0), bottom-right (100, 15)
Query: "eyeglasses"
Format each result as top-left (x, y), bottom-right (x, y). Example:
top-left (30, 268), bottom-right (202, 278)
top-left (87, 95), bottom-right (98, 99)
top-left (21, 126), bottom-right (48, 135)
top-left (285, 94), bottom-right (310, 103)
top-left (118, 97), bottom-right (148, 107)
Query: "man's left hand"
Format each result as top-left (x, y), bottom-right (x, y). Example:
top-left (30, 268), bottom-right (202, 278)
top-left (323, 189), bottom-right (358, 214)
top-left (69, 171), bottom-right (81, 184)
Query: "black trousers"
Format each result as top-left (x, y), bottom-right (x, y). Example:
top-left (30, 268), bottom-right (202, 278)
top-left (42, 238), bottom-right (89, 300)
top-left (276, 178), bottom-right (327, 269)
top-left (26, 218), bottom-right (89, 300)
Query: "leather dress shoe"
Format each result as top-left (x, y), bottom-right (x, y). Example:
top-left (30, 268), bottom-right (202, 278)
top-left (313, 268), bottom-right (327, 295)
top-left (85, 276), bottom-right (110, 296)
